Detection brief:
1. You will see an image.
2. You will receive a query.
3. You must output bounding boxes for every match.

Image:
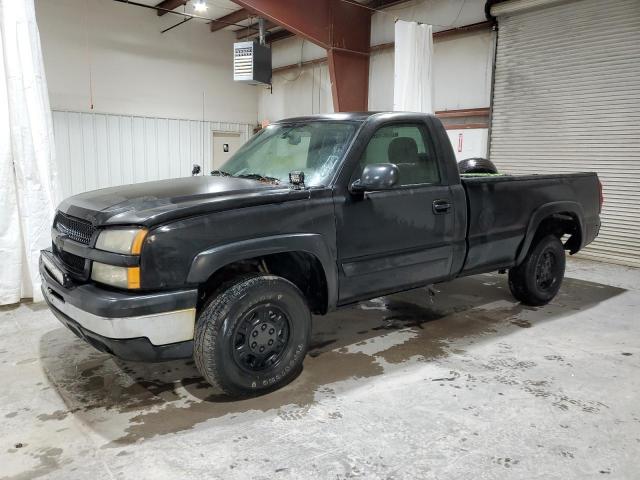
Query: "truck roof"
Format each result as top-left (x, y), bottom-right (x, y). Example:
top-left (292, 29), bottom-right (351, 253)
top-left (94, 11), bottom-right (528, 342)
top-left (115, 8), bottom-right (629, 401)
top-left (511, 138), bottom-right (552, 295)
top-left (273, 112), bottom-right (438, 124)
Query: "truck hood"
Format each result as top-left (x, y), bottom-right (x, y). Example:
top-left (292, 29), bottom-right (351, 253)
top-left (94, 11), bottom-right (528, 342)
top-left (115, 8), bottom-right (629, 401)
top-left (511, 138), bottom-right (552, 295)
top-left (58, 176), bottom-right (307, 226)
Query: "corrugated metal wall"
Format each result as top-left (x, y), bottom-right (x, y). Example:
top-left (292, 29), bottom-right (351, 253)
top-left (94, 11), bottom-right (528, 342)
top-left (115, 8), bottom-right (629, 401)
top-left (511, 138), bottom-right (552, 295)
top-left (52, 110), bottom-right (254, 199)
top-left (490, 0), bottom-right (640, 267)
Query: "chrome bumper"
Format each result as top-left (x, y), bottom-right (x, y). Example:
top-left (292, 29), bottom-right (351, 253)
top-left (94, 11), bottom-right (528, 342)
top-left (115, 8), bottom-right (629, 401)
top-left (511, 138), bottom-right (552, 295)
top-left (42, 285), bottom-right (196, 345)
top-left (40, 249), bottom-right (198, 348)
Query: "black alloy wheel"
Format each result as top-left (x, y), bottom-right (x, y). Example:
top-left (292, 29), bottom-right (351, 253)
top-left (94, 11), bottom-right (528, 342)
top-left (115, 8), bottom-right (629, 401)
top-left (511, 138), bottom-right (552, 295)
top-left (232, 304), bottom-right (290, 372)
top-left (535, 249), bottom-right (559, 291)
top-left (194, 275), bottom-right (311, 397)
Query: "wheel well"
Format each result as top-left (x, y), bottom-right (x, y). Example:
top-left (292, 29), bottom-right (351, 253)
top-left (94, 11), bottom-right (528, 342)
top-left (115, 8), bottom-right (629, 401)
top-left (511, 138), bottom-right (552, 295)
top-left (196, 251), bottom-right (329, 315)
top-left (533, 212), bottom-right (582, 254)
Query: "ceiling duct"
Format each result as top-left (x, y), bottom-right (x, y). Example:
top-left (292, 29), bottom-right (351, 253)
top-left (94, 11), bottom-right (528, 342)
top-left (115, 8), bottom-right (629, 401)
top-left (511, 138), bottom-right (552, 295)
top-left (258, 17), bottom-right (266, 45)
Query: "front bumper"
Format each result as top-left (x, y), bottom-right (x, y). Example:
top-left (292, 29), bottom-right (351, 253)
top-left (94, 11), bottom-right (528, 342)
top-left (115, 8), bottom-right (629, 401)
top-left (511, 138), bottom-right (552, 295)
top-left (40, 249), bottom-right (198, 362)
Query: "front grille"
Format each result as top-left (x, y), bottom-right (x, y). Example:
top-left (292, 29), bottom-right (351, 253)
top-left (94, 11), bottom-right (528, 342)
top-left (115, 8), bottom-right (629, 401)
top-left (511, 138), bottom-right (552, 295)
top-left (53, 244), bottom-right (86, 274)
top-left (55, 212), bottom-right (95, 245)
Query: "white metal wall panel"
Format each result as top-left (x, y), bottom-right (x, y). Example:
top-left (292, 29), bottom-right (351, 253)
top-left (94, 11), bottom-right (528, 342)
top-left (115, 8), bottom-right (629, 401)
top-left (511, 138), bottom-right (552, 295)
top-left (52, 111), bottom-right (253, 199)
top-left (447, 129), bottom-right (489, 161)
top-left (490, 0), bottom-right (640, 267)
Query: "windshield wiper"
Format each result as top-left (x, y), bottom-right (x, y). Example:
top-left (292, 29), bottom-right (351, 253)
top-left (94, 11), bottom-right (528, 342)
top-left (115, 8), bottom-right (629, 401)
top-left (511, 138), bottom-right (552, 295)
top-left (210, 170), bottom-right (234, 177)
top-left (236, 173), bottom-right (281, 184)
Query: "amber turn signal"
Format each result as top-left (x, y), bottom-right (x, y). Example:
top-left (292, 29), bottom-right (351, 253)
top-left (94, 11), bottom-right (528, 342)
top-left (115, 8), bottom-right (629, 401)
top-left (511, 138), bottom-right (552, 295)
top-left (131, 229), bottom-right (148, 255)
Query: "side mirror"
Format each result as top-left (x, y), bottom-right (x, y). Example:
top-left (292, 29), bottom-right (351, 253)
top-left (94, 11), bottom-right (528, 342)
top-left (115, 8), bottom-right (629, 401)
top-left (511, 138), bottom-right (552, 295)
top-left (350, 163), bottom-right (399, 193)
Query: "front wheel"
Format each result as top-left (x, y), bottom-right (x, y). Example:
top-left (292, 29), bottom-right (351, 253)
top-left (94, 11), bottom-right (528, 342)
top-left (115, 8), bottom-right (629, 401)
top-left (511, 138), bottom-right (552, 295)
top-left (508, 234), bottom-right (566, 306)
top-left (194, 275), bottom-right (311, 397)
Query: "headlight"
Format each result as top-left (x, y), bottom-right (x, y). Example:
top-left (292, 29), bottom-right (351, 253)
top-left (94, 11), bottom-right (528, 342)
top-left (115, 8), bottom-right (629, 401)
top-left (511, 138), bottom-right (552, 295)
top-left (91, 262), bottom-right (140, 289)
top-left (95, 228), bottom-right (147, 255)
top-left (92, 228), bottom-right (146, 289)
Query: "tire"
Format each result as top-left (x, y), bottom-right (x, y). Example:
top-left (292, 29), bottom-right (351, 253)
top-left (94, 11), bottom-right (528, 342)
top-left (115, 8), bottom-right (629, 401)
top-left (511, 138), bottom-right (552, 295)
top-left (508, 234), bottom-right (566, 306)
top-left (457, 157), bottom-right (498, 174)
top-left (194, 275), bottom-right (311, 397)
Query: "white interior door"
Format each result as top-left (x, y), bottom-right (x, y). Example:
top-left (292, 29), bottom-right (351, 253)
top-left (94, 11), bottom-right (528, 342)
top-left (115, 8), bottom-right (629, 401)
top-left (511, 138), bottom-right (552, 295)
top-left (212, 132), bottom-right (243, 170)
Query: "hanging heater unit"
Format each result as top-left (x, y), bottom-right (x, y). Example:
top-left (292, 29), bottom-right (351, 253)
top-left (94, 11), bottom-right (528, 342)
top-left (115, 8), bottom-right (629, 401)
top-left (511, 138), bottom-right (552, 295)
top-left (233, 41), bottom-right (272, 85)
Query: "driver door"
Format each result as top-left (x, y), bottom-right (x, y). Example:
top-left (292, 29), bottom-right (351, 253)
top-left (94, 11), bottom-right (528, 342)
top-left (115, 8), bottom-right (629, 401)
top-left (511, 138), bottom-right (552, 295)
top-left (335, 122), bottom-right (456, 304)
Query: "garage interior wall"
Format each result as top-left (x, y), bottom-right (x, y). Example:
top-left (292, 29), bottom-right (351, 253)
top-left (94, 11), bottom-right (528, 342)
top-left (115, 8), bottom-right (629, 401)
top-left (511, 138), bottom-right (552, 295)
top-left (36, 0), bottom-right (495, 195)
top-left (490, 0), bottom-right (640, 267)
top-left (52, 111), bottom-right (252, 199)
top-left (368, 30), bottom-right (493, 112)
top-left (368, 0), bottom-right (492, 112)
top-left (35, 0), bottom-right (257, 194)
top-left (257, 0), bottom-right (493, 159)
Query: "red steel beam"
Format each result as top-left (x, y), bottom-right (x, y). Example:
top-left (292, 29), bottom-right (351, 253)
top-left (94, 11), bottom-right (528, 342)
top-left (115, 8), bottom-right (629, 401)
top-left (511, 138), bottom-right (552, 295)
top-left (155, 0), bottom-right (187, 16)
top-left (327, 50), bottom-right (369, 112)
top-left (232, 0), bottom-right (371, 111)
top-left (210, 8), bottom-right (251, 32)
top-left (436, 107), bottom-right (490, 118)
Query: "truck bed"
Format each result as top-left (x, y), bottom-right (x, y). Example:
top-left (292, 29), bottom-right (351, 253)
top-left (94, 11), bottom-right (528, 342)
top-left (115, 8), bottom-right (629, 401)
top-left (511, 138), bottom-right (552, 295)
top-left (460, 172), bottom-right (601, 275)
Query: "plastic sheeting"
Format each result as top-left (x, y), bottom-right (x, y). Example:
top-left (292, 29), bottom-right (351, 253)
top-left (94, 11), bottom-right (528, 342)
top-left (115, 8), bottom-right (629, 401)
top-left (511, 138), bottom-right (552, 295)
top-left (393, 20), bottom-right (434, 113)
top-left (0, 0), bottom-right (60, 305)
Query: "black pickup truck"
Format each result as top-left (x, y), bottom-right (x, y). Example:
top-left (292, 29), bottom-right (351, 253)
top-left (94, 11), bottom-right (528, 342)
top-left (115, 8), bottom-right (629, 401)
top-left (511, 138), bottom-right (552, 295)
top-left (40, 112), bottom-right (601, 397)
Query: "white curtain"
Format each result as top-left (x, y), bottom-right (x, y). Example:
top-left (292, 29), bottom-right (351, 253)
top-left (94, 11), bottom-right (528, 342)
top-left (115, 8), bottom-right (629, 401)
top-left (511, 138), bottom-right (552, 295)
top-left (0, 0), bottom-right (60, 305)
top-left (393, 20), bottom-right (434, 113)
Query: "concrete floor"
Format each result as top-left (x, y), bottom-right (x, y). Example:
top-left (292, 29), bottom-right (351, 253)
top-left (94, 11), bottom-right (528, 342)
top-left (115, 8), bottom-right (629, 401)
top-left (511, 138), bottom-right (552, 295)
top-left (1, 258), bottom-right (639, 480)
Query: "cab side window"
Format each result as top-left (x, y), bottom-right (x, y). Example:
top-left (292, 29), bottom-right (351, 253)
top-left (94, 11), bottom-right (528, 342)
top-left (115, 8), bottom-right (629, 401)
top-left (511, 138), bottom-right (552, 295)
top-left (358, 124), bottom-right (440, 186)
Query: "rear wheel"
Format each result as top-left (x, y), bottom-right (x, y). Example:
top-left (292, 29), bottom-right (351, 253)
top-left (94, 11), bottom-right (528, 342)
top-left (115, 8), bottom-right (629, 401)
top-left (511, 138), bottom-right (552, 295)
top-left (194, 275), bottom-right (311, 397)
top-left (508, 234), bottom-right (566, 306)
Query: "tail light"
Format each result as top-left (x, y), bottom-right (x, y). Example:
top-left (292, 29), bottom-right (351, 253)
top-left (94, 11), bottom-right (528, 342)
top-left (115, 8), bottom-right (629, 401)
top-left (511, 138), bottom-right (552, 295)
top-left (597, 178), bottom-right (604, 213)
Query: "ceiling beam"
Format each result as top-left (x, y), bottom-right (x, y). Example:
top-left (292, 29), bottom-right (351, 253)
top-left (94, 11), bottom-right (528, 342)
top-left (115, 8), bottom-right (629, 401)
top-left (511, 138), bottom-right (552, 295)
top-left (236, 25), bottom-right (295, 43)
top-left (232, 0), bottom-right (371, 111)
top-left (367, 0), bottom-right (412, 8)
top-left (210, 8), bottom-right (250, 32)
top-left (235, 19), bottom-right (276, 39)
top-left (155, 0), bottom-right (187, 16)
top-left (266, 29), bottom-right (294, 43)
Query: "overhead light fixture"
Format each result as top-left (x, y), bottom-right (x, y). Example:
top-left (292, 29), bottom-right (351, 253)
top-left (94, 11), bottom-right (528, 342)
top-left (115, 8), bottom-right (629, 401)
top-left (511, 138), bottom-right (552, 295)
top-left (193, 1), bottom-right (207, 12)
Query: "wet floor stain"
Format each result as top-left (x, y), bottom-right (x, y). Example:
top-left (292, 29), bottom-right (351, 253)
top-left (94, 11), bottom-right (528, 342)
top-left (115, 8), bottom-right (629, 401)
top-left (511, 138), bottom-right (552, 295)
top-left (36, 411), bottom-right (69, 422)
top-left (31, 274), bottom-right (625, 447)
top-left (2, 447), bottom-right (68, 480)
top-left (511, 318), bottom-right (532, 328)
top-left (111, 348), bottom-right (385, 444)
top-left (15, 358), bottom-right (37, 366)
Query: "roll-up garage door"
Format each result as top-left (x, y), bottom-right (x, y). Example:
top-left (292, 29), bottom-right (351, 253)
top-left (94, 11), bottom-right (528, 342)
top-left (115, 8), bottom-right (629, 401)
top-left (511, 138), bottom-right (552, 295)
top-left (489, 0), bottom-right (640, 267)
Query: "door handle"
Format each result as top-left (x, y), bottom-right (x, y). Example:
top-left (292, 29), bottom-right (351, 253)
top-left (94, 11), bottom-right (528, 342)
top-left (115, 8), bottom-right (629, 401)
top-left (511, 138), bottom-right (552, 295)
top-left (432, 200), bottom-right (452, 214)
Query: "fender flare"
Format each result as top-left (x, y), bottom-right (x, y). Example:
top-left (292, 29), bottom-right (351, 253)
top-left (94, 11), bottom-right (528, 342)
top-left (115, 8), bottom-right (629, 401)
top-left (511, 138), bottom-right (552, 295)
top-left (515, 201), bottom-right (585, 265)
top-left (187, 233), bottom-right (338, 310)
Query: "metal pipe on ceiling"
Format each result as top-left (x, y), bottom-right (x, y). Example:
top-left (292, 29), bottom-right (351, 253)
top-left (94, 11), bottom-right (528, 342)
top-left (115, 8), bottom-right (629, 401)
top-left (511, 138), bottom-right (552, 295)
top-left (161, 16), bottom-right (192, 33)
top-left (258, 17), bottom-right (266, 45)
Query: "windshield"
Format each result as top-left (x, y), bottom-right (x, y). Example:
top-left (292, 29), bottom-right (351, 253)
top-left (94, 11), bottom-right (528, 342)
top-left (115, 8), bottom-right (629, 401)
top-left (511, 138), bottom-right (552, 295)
top-left (219, 121), bottom-right (358, 187)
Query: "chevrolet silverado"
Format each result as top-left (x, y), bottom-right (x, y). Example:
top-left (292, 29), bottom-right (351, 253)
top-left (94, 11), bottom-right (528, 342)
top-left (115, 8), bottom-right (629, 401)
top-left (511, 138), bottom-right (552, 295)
top-left (40, 112), bottom-right (602, 397)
